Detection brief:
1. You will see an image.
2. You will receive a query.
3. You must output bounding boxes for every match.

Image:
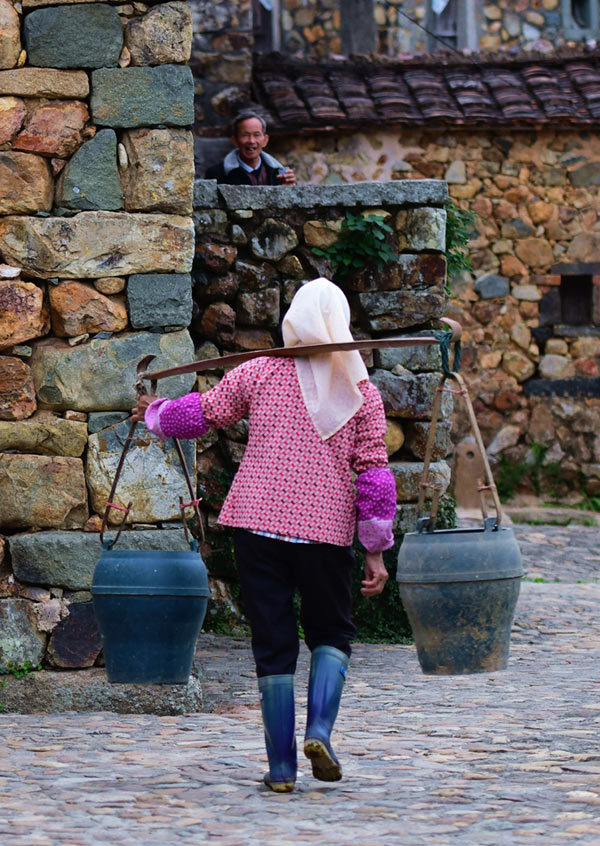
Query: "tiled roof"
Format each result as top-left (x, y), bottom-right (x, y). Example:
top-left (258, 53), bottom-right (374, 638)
top-left (251, 53), bottom-right (600, 131)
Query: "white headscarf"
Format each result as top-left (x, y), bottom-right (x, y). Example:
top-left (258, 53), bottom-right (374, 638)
top-left (282, 278), bottom-right (368, 440)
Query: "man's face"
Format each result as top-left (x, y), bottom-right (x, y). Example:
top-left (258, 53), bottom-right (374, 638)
top-left (232, 117), bottom-right (269, 163)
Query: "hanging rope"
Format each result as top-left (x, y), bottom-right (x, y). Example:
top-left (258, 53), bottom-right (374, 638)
top-left (433, 329), bottom-right (462, 377)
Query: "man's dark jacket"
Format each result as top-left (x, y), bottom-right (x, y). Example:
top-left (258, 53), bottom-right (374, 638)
top-left (205, 150), bottom-right (285, 185)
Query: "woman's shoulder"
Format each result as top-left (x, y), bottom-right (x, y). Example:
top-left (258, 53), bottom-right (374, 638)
top-left (232, 354), bottom-right (296, 384)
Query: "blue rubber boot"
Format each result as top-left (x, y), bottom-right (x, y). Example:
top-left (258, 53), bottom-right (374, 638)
top-left (258, 674), bottom-right (297, 792)
top-left (304, 645), bottom-right (349, 782)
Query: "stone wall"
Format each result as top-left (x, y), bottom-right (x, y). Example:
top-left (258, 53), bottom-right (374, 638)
top-left (270, 127), bottom-right (600, 498)
top-left (281, 0), bottom-right (569, 58)
top-left (0, 173), bottom-right (453, 670)
top-left (189, 0), bottom-right (252, 133)
top-left (0, 0), bottom-right (198, 670)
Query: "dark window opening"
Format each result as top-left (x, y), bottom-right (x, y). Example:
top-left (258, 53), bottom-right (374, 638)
top-left (253, 0), bottom-right (273, 52)
top-left (431, 0), bottom-right (458, 49)
top-left (572, 0), bottom-right (592, 28)
top-left (560, 274), bottom-right (593, 325)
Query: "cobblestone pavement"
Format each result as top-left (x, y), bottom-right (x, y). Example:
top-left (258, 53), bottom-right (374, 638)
top-left (1, 523), bottom-right (600, 845)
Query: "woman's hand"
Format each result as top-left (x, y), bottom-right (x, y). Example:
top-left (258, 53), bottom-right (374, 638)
top-left (130, 394), bottom-right (155, 423)
top-left (361, 551), bottom-right (389, 597)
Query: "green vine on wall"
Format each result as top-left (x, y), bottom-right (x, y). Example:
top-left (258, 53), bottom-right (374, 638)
top-left (312, 212), bottom-right (399, 283)
top-left (444, 198), bottom-right (479, 292)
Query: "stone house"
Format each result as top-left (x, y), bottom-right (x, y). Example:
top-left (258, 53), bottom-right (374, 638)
top-left (193, 0), bottom-right (600, 501)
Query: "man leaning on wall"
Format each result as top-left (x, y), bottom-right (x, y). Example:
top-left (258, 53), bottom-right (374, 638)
top-left (205, 110), bottom-right (297, 186)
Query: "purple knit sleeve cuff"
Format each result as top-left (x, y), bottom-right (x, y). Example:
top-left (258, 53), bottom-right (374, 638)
top-left (356, 467), bottom-right (396, 552)
top-left (145, 393), bottom-right (210, 440)
top-left (144, 398), bottom-right (170, 441)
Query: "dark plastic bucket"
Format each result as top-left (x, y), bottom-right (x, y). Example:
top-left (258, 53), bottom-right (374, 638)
top-left (396, 518), bottom-right (524, 675)
top-left (91, 541), bottom-right (209, 684)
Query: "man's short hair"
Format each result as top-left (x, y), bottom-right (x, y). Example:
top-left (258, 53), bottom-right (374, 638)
top-left (231, 110), bottom-right (268, 136)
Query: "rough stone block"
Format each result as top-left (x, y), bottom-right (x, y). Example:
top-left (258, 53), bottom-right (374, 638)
top-left (196, 243), bottom-right (237, 274)
top-left (569, 163), bottom-right (600, 187)
top-left (357, 288), bottom-right (447, 331)
top-left (193, 179), bottom-right (219, 207)
top-left (345, 253), bottom-right (447, 293)
top-left (10, 528), bottom-right (192, 591)
top-left (0, 599), bottom-right (46, 670)
top-left (125, 2), bottom-right (192, 66)
top-left (56, 129), bottom-right (123, 211)
top-left (234, 260), bottom-right (277, 291)
top-left (370, 369), bottom-right (452, 420)
top-left (0, 667), bottom-right (203, 714)
top-left (390, 460), bottom-right (451, 502)
top-left (0, 152), bottom-right (53, 214)
top-left (121, 128), bottom-right (194, 214)
top-left (0, 212), bottom-right (194, 278)
top-left (0, 416), bottom-right (87, 456)
top-left (86, 420), bottom-right (195, 524)
top-left (127, 273), bottom-right (192, 329)
top-left (303, 219), bottom-right (342, 249)
top-left (404, 420), bottom-right (451, 461)
top-left (24, 4), bottom-right (123, 69)
top-left (474, 273), bottom-right (510, 300)
top-left (47, 602), bottom-right (102, 668)
top-left (236, 288), bottom-right (280, 328)
top-left (87, 411), bottom-right (129, 434)
top-left (539, 354), bottom-right (575, 380)
top-left (199, 302), bottom-right (235, 344)
top-left (0, 0), bottom-right (21, 69)
top-left (393, 503), bottom-right (419, 535)
top-left (217, 180), bottom-right (447, 211)
top-left (49, 281), bottom-right (128, 338)
top-left (0, 454), bottom-right (88, 528)
top-left (193, 208), bottom-right (229, 237)
top-left (0, 96), bottom-right (26, 144)
top-left (375, 334), bottom-right (442, 372)
top-left (384, 418), bottom-right (404, 456)
top-left (0, 68), bottom-right (89, 99)
top-left (502, 350), bottom-right (535, 382)
top-left (91, 65), bottom-right (194, 128)
top-left (31, 330), bottom-right (195, 411)
top-left (13, 99), bottom-right (89, 158)
top-left (251, 219), bottom-right (298, 261)
top-left (395, 207), bottom-right (446, 252)
top-left (0, 356), bottom-right (36, 420)
top-left (0, 280), bottom-right (49, 350)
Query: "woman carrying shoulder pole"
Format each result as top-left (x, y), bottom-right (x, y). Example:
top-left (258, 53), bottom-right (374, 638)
top-left (132, 278), bottom-right (396, 792)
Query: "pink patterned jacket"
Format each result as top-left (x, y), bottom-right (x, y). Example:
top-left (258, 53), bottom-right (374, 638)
top-left (145, 356), bottom-right (396, 551)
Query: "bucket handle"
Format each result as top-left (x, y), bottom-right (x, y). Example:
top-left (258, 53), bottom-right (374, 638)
top-left (99, 356), bottom-right (205, 550)
top-left (417, 331), bottom-right (503, 533)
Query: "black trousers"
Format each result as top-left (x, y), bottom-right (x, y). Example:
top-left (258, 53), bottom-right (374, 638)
top-left (233, 529), bottom-right (357, 678)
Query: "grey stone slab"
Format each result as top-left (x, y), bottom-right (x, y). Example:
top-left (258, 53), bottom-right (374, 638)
top-left (474, 273), bottom-right (510, 299)
top-left (217, 179), bottom-right (448, 210)
top-left (31, 330), bottom-right (195, 411)
top-left (24, 4), bottom-right (123, 69)
top-left (9, 528), bottom-right (192, 590)
top-left (0, 598), bottom-right (46, 669)
top-left (91, 65), bottom-right (194, 128)
top-left (56, 129), bottom-right (123, 211)
top-left (568, 162), bottom-right (600, 187)
top-left (371, 369), bottom-right (453, 419)
top-left (87, 411), bottom-right (129, 434)
top-left (375, 332), bottom-right (443, 372)
top-left (0, 667), bottom-right (202, 714)
top-left (358, 288), bottom-right (447, 331)
top-left (127, 273), bottom-right (193, 329)
top-left (193, 179), bottom-right (219, 207)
